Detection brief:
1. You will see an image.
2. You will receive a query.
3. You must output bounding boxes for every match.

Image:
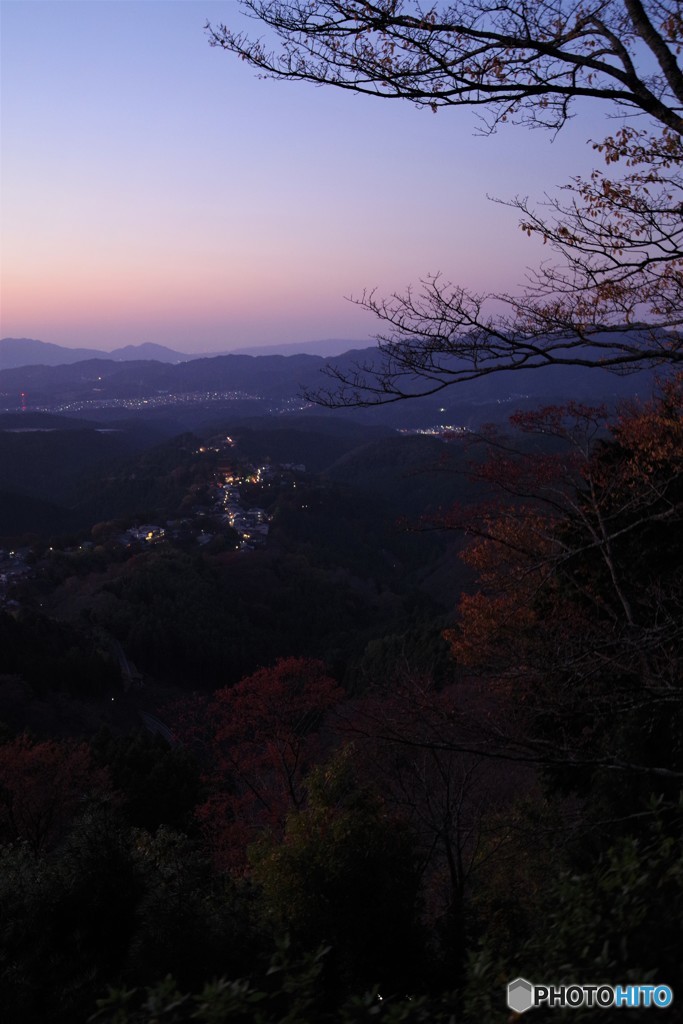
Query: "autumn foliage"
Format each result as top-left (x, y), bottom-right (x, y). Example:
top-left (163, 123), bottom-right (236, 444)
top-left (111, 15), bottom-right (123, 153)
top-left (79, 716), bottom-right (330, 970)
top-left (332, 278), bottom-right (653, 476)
top-left (0, 734), bottom-right (110, 853)
top-left (443, 377), bottom-right (683, 790)
top-left (193, 657), bottom-right (343, 871)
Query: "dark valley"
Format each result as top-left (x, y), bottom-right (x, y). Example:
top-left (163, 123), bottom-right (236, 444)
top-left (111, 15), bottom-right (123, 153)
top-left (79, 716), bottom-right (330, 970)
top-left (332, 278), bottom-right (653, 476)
top-left (0, 337), bottom-right (680, 1023)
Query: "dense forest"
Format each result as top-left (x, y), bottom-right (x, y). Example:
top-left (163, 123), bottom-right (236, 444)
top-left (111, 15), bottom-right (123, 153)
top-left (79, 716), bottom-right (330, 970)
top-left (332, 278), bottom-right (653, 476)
top-left (0, 377), bottom-right (681, 1022)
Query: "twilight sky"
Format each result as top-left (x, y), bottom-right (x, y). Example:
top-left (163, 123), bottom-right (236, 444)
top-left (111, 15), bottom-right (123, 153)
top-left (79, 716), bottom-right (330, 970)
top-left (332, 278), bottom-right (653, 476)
top-left (1, 0), bottom-right (613, 354)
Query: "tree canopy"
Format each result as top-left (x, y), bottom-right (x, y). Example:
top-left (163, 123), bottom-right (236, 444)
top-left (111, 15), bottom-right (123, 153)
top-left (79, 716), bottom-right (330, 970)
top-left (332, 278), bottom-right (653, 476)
top-left (440, 379), bottom-right (683, 798)
top-left (208, 1), bottom-right (683, 403)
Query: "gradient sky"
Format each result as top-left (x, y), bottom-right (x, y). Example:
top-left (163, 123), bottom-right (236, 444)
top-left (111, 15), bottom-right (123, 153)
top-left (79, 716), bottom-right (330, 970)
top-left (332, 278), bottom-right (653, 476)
top-left (1, 0), bottom-right (614, 353)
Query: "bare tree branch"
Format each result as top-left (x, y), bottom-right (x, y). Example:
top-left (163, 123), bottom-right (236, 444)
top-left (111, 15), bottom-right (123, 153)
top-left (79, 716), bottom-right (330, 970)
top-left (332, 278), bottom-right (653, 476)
top-left (207, 2), bottom-right (683, 405)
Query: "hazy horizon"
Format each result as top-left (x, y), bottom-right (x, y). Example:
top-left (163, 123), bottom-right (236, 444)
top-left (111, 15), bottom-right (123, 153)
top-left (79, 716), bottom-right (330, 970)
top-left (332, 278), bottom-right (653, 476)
top-left (2, 1), bottom-right (613, 354)
top-left (0, 334), bottom-right (374, 359)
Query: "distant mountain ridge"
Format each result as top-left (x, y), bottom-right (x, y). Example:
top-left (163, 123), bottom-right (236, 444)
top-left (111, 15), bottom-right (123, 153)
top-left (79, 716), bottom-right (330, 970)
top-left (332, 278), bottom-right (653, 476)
top-left (0, 338), bottom-right (189, 369)
top-left (229, 338), bottom-right (372, 357)
top-left (0, 337), bottom-right (372, 371)
top-left (0, 334), bottom-right (662, 433)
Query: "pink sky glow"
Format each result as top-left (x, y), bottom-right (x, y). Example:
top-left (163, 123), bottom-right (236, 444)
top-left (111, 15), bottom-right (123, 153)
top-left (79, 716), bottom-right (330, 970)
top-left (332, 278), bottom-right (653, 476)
top-left (1, 1), bottom-right (613, 354)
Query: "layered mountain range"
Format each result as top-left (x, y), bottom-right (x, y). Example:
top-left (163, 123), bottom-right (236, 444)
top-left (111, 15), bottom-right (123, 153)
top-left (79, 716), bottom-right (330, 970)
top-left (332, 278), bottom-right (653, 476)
top-left (0, 336), bottom-right (365, 370)
top-left (0, 333), bottom-right (667, 438)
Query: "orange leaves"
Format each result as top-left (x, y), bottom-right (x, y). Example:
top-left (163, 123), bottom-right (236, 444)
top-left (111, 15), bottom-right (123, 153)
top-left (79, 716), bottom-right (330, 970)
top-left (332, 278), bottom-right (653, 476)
top-left (446, 591), bottom-right (538, 670)
top-left (507, 122), bottom-right (683, 342)
top-left (660, 9), bottom-right (683, 46)
top-left (443, 386), bottom-right (683, 722)
top-left (608, 375), bottom-right (683, 489)
top-left (594, 127), bottom-right (683, 169)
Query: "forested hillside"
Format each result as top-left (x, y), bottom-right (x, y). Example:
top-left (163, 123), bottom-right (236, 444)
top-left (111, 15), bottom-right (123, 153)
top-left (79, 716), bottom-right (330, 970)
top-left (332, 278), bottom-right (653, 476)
top-left (0, 376), bottom-right (680, 1022)
top-left (3, 0), bottom-right (682, 1014)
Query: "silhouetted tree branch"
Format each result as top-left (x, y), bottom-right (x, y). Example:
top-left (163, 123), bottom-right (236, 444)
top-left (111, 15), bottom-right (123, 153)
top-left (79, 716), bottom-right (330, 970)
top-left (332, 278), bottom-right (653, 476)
top-left (208, 2), bottom-right (683, 405)
top-left (207, 2), bottom-right (683, 133)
